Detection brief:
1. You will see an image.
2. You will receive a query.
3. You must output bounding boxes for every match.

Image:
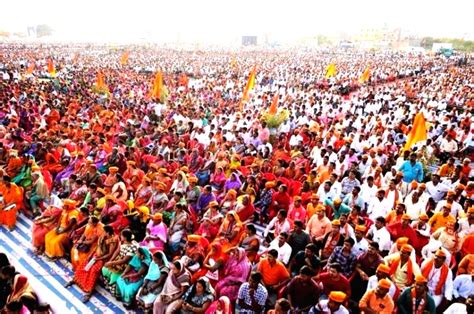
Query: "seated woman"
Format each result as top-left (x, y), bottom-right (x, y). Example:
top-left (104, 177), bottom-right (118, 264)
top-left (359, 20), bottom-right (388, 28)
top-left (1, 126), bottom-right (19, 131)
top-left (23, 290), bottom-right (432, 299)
top-left (167, 203), bottom-right (189, 255)
top-left (214, 211), bottom-right (243, 252)
top-left (205, 296), bottom-right (232, 314)
top-left (102, 229), bottom-right (139, 296)
top-left (197, 201), bottom-right (223, 242)
top-left (0, 265), bottom-right (37, 313)
top-left (176, 278), bottom-right (215, 314)
top-left (235, 195), bottom-right (255, 222)
top-left (133, 177), bottom-right (153, 207)
top-left (215, 247), bottom-right (251, 304)
top-left (136, 250), bottom-right (170, 312)
top-left (210, 167), bottom-right (226, 192)
top-left (153, 260), bottom-right (191, 314)
top-left (219, 189), bottom-right (237, 215)
top-left (191, 243), bottom-right (226, 286)
top-left (31, 206), bottom-right (63, 254)
top-left (116, 247), bottom-right (152, 309)
top-left (70, 215), bottom-right (104, 270)
top-left (111, 174), bottom-right (128, 202)
top-left (67, 225), bottom-right (119, 302)
top-left (44, 199), bottom-right (79, 259)
top-left (170, 171), bottom-right (189, 195)
top-left (140, 213), bottom-right (167, 250)
top-left (238, 224), bottom-right (261, 264)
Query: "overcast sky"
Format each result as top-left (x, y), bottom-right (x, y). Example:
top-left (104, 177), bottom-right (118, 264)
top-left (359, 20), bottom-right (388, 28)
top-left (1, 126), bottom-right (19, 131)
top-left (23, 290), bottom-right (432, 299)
top-left (1, 0), bottom-right (472, 42)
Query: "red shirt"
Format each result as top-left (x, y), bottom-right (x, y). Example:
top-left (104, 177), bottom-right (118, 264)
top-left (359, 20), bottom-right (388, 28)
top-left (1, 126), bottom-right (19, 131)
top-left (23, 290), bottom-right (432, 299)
top-left (317, 272), bottom-right (351, 297)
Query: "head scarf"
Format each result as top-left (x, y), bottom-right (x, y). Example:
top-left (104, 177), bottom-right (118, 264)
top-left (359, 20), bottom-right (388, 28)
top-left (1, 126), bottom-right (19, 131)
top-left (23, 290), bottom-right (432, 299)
top-left (145, 250), bottom-right (170, 281)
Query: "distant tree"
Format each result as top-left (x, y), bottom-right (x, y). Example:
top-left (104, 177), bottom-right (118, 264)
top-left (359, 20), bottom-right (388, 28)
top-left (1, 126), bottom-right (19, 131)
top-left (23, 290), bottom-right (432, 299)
top-left (36, 24), bottom-right (53, 37)
top-left (420, 36), bottom-right (474, 52)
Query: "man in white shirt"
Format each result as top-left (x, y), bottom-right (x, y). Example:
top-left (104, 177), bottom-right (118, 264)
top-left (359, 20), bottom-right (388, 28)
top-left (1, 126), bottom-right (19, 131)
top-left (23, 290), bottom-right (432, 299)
top-left (443, 295), bottom-right (474, 314)
top-left (434, 192), bottom-right (463, 218)
top-left (352, 225), bottom-right (369, 256)
top-left (420, 250), bottom-right (453, 307)
top-left (452, 274), bottom-right (474, 302)
top-left (266, 232), bottom-right (292, 265)
top-left (367, 189), bottom-right (392, 221)
top-left (367, 216), bottom-right (392, 253)
top-left (263, 209), bottom-right (291, 243)
top-left (425, 174), bottom-right (450, 202)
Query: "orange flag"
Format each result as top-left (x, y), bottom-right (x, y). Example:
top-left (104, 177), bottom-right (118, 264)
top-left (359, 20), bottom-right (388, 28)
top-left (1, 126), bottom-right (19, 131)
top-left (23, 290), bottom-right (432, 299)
top-left (26, 61), bottom-right (35, 74)
top-left (96, 71), bottom-right (106, 88)
top-left (358, 66), bottom-right (370, 84)
top-left (151, 71), bottom-right (163, 100)
top-left (403, 112), bottom-right (427, 151)
top-left (269, 93), bottom-right (279, 114)
top-left (120, 51), bottom-right (129, 65)
top-left (242, 65), bottom-right (256, 102)
top-left (47, 58), bottom-right (56, 77)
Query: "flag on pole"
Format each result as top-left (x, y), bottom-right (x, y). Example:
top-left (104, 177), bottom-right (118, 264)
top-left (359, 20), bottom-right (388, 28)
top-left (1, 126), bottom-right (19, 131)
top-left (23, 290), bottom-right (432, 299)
top-left (403, 113), bottom-right (428, 151)
top-left (47, 58), bottom-right (56, 77)
top-left (151, 71), bottom-right (163, 100)
top-left (26, 61), bottom-right (35, 74)
top-left (325, 63), bottom-right (336, 78)
top-left (242, 65), bottom-right (256, 102)
top-left (358, 66), bottom-right (370, 84)
top-left (239, 65), bottom-right (257, 111)
top-left (268, 93), bottom-right (279, 114)
top-left (120, 51), bottom-right (129, 65)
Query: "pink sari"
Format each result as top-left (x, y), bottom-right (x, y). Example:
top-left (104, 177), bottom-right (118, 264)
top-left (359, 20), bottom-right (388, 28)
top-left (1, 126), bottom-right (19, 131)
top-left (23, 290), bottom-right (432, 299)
top-left (140, 221), bottom-right (168, 250)
top-left (215, 248), bottom-right (251, 303)
top-left (32, 207), bottom-right (63, 248)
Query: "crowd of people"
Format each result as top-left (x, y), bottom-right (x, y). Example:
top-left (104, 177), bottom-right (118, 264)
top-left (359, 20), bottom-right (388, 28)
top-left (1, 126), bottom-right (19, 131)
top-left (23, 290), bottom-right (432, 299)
top-left (0, 43), bottom-right (473, 314)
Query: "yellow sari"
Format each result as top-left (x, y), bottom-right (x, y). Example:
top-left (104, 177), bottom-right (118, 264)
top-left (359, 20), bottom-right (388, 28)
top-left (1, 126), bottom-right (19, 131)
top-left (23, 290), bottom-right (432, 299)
top-left (45, 208), bottom-right (79, 258)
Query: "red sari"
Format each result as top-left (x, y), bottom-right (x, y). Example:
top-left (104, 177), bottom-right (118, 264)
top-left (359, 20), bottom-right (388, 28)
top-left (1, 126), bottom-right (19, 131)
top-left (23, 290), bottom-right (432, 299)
top-left (32, 206), bottom-right (63, 248)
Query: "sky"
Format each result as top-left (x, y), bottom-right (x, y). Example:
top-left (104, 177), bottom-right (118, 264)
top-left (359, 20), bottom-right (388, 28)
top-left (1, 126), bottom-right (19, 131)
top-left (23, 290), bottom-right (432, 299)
top-left (0, 0), bottom-right (473, 43)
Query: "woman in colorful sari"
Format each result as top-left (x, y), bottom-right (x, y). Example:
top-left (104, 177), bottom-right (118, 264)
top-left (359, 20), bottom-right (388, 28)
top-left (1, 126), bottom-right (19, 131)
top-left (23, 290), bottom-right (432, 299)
top-left (205, 295), bottom-right (232, 314)
top-left (70, 216), bottom-right (104, 270)
top-left (235, 195), bottom-right (255, 222)
top-left (102, 229), bottom-right (139, 296)
top-left (0, 266), bottom-right (37, 313)
top-left (170, 171), bottom-right (189, 195)
top-left (197, 201), bottom-right (223, 242)
top-left (111, 174), bottom-right (128, 202)
top-left (214, 211), bottom-right (243, 252)
top-left (220, 189), bottom-right (237, 215)
top-left (168, 202), bottom-right (189, 254)
top-left (133, 176), bottom-right (152, 207)
top-left (192, 243), bottom-right (226, 286)
top-left (215, 247), bottom-right (251, 303)
top-left (0, 176), bottom-right (23, 231)
top-left (176, 277), bottom-right (215, 314)
top-left (31, 206), bottom-right (63, 253)
top-left (223, 173), bottom-right (242, 196)
top-left (115, 247), bottom-right (152, 308)
top-left (140, 213), bottom-right (167, 250)
top-left (12, 157), bottom-right (33, 188)
top-left (67, 225), bottom-right (119, 302)
top-left (136, 250), bottom-right (170, 312)
top-left (186, 176), bottom-right (201, 209)
top-left (44, 199), bottom-right (79, 259)
top-left (210, 167), bottom-right (226, 192)
top-left (153, 260), bottom-right (191, 314)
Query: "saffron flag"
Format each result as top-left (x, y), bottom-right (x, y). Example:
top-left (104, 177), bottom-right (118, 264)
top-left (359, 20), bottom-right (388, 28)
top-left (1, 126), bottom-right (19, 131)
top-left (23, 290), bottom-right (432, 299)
top-left (47, 58), bottom-right (56, 77)
top-left (358, 66), bottom-right (370, 84)
top-left (120, 51), bottom-right (129, 65)
top-left (325, 63), bottom-right (336, 78)
top-left (96, 71), bottom-right (106, 89)
top-left (403, 113), bottom-right (428, 151)
top-left (26, 62), bottom-right (35, 74)
top-left (151, 71), bottom-right (163, 100)
top-left (242, 65), bottom-right (256, 102)
top-left (269, 93), bottom-right (279, 114)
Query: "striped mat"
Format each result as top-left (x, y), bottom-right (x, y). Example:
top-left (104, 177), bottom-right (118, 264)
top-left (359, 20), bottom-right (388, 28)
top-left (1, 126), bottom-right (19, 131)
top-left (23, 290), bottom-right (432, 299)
top-left (0, 213), bottom-right (127, 314)
top-left (0, 214), bottom-right (269, 313)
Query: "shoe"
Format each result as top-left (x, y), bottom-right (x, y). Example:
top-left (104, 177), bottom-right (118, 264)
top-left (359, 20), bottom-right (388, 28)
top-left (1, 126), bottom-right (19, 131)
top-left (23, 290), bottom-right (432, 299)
top-left (64, 280), bottom-right (74, 288)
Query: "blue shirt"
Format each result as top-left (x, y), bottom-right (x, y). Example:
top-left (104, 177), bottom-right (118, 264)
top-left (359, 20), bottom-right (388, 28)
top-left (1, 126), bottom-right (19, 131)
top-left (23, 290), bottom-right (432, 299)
top-left (399, 160), bottom-right (424, 183)
top-left (237, 282), bottom-right (268, 314)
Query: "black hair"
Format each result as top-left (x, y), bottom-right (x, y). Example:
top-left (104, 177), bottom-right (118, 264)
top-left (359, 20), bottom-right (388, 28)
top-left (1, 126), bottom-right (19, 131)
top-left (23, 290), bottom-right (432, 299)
top-left (300, 265), bottom-right (314, 276)
top-left (278, 210), bottom-right (287, 218)
top-left (268, 249), bottom-right (278, 258)
top-left (328, 263), bottom-right (342, 273)
top-left (121, 229), bottom-right (133, 242)
top-left (305, 243), bottom-right (317, 253)
top-left (104, 225), bottom-right (114, 235)
top-left (344, 237), bottom-right (355, 247)
top-left (250, 272), bottom-right (263, 282)
top-left (246, 224), bottom-right (256, 234)
top-left (1, 265), bottom-right (16, 277)
top-left (376, 216), bottom-right (386, 224)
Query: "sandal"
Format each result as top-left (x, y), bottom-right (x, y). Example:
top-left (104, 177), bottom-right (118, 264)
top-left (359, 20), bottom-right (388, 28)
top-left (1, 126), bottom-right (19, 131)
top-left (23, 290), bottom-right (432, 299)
top-left (64, 280), bottom-right (74, 288)
top-left (82, 294), bottom-right (92, 302)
